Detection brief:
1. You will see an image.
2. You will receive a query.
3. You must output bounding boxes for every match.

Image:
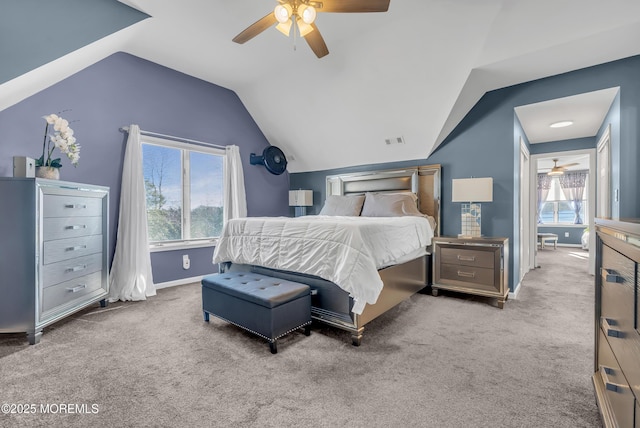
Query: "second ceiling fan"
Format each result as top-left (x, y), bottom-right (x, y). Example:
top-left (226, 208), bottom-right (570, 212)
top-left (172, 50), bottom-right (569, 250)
top-left (232, 0), bottom-right (391, 58)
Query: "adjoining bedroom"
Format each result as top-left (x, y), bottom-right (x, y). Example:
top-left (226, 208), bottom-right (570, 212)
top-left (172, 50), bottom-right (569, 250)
top-left (1, 1), bottom-right (639, 427)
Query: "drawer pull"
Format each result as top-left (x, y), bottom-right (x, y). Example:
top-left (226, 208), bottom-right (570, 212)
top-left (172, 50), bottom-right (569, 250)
top-left (457, 270), bottom-right (476, 278)
top-left (65, 225), bottom-right (87, 230)
top-left (64, 203), bottom-right (87, 209)
top-left (600, 365), bottom-right (628, 393)
top-left (65, 264), bottom-right (87, 273)
top-left (65, 245), bottom-right (87, 252)
top-left (601, 268), bottom-right (623, 283)
top-left (601, 317), bottom-right (623, 338)
top-left (66, 284), bottom-right (87, 293)
top-left (457, 255), bottom-right (476, 262)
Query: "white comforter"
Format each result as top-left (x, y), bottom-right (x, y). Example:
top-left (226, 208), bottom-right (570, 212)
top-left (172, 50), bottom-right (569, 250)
top-left (212, 215), bottom-right (434, 314)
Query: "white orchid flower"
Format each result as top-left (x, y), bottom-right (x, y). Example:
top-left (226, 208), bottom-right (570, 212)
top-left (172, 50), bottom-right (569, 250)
top-left (43, 114), bottom-right (59, 124)
top-left (54, 118), bottom-right (69, 132)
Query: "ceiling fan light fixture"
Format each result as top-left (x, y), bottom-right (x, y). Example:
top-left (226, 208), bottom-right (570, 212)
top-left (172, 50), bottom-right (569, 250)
top-left (298, 4), bottom-right (317, 24)
top-left (274, 4), bottom-right (293, 23)
top-left (296, 18), bottom-right (314, 37)
top-left (275, 19), bottom-right (292, 36)
top-left (547, 169), bottom-right (564, 176)
top-left (550, 120), bottom-right (574, 128)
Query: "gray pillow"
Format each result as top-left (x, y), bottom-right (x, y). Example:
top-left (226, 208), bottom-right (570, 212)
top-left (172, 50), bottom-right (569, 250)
top-left (360, 192), bottom-right (424, 217)
top-left (319, 195), bottom-right (366, 216)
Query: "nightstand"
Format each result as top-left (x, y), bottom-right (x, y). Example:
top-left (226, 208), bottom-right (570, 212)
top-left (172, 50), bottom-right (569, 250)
top-left (431, 236), bottom-right (509, 308)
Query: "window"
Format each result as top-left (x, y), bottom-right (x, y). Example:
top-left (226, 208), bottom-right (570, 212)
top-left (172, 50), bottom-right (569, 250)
top-left (539, 173), bottom-right (588, 225)
top-left (142, 136), bottom-right (224, 246)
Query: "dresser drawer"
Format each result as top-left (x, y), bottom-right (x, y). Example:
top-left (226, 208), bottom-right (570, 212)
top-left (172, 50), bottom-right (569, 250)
top-left (440, 246), bottom-right (495, 268)
top-left (43, 216), bottom-right (102, 241)
top-left (597, 329), bottom-right (636, 428)
top-left (41, 271), bottom-right (104, 314)
top-left (439, 263), bottom-right (498, 292)
top-left (43, 194), bottom-right (103, 218)
top-left (42, 253), bottom-right (103, 289)
top-left (43, 235), bottom-right (103, 265)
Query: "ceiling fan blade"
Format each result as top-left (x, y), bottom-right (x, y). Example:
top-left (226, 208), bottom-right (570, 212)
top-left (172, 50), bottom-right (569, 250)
top-left (304, 23), bottom-right (329, 58)
top-left (317, 0), bottom-right (390, 13)
top-left (558, 162), bottom-right (579, 169)
top-left (232, 13), bottom-right (278, 44)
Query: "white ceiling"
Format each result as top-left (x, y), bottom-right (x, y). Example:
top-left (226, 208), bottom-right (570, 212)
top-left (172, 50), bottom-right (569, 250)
top-left (515, 87), bottom-right (619, 144)
top-left (4, 0), bottom-right (640, 172)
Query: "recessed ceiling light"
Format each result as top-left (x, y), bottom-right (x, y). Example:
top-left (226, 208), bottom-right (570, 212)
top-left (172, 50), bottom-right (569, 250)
top-left (550, 120), bottom-right (574, 128)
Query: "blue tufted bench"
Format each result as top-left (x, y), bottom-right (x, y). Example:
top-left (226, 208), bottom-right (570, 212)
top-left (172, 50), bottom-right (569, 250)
top-left (202, 272), bottom-right (311, 354)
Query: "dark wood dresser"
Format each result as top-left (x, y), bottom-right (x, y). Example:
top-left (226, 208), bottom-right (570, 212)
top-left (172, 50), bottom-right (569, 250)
top-left (593, 218), bottom-right (640, 427)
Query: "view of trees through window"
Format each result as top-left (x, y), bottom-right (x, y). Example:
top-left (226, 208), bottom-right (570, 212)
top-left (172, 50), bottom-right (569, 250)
top-left (142, 141), bottom-right (224, 243)
top-left (539, 174), bottom-right (588, 225)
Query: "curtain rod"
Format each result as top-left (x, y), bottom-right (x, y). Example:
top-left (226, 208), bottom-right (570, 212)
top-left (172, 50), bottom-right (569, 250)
top-left (119, 126), bottom-right (227, 150)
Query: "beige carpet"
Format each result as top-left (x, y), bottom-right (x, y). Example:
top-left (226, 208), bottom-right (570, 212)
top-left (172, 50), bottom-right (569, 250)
top-left (0, 247), bottom-right (600, 427)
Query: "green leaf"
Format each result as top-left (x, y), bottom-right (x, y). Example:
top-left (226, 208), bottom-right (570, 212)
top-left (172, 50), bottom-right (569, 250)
top-left (35, 155), bottom-right (44, 167)
top-left (50, 158), bottom-right (62, 168)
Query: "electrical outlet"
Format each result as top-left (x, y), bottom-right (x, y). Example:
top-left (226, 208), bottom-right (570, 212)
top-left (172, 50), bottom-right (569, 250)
top-left (564, 232), bottom-right (569, 237)
top-left (182, 254), bottom-right (190, 270)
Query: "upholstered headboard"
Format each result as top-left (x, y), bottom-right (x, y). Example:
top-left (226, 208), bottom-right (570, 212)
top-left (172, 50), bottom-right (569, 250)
top-left (325, 164), bottom-right (441, 236)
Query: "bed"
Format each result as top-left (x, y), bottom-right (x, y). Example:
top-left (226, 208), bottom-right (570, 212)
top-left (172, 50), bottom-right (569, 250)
top-left (213, 164), bottom-right (441, 345)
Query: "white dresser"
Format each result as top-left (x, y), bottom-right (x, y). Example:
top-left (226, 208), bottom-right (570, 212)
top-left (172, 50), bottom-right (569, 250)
top-left (0, 178), bottom-right (109, 344)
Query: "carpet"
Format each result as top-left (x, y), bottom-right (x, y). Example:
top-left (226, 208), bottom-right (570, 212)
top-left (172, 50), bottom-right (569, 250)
top-left (0, 247), bottom-right (600, 427)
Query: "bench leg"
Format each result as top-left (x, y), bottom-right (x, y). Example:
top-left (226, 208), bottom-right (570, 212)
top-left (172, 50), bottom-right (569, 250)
top-left (304, 325), bottom-right (311, 336)
top-left (203, 311), bottom-right (210, 322)
top-left (269, 340), bottom-right (278, 354)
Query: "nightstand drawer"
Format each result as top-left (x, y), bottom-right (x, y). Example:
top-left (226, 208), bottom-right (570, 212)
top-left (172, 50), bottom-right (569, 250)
top-left (440, 247), bottom-right (495, 268)
top-left (439, 263), bottom-right (497, 292)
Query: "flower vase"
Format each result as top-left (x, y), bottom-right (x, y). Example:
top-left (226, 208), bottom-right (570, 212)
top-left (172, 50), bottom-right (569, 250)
top-left (35, 166), bottom-right (60, 180)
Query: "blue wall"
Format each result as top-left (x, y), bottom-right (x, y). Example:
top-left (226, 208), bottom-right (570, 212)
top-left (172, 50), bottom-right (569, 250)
top-left (538, 226), bottom-right (585, 246)
top-left (293, 55), bottom-right (640, 291)
top-left (0, 0), bottom-right (148, 84)
top-left (0, 52), bottom-right (290, 284)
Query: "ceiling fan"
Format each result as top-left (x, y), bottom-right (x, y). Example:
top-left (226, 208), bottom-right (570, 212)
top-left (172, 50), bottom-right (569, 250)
top-left (232, 0), bottom-right (391, 58)
top-left (546, 159), bottom-right (579, 176)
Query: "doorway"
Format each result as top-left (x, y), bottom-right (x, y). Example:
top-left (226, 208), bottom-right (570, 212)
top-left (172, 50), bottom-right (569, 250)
top-left (530, 149), bottom-right (596, 275)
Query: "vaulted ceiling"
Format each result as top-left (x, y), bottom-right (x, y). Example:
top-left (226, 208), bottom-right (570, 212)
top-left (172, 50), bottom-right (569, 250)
top-left (3, 0), bottom-right (640, 172)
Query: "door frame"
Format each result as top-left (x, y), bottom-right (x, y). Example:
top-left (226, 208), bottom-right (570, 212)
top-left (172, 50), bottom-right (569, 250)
top-left (530, 148), bottom-right (596, 275)
top-left (519, 137), bottom-right (531, 282)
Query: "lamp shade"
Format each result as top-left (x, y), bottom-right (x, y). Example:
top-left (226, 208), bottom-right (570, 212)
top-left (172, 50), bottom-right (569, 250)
top-left (289, 190), bottom-right (313, 206)
top-left (452, 177), bottom-right (493, 202)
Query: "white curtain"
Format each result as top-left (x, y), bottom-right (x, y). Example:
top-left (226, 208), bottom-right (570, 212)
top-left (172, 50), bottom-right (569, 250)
top-left (109, 124), bottom-right (156, 302)
top-left (223, 145), bottom-right (247, 222)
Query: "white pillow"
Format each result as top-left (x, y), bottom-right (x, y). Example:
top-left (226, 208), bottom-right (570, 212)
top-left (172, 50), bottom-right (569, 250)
top-left (319, 195), bottom-right (366, 216)
top-left (360, 192), bottom-right (424, 217)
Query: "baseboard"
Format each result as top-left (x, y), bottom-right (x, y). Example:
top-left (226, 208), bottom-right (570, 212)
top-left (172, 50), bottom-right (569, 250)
top-left (155, 275), bottom-right (205, 290)
top-left (509, 280), bottom-right (522, 300)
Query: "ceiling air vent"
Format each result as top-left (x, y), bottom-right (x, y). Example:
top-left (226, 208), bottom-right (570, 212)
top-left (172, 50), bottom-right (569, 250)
top-left (385, 136), bottom-right (405, 145)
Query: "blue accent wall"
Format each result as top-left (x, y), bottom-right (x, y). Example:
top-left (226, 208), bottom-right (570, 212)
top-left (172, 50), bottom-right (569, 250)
top-left (292, 55), bottom-right (640, 292)
top-left (0, 0), bottom-right (149, 84)
top-left (528, 136), bottom-right (597, 155)
top-left (0, 52), bottom-right (289, 284)
top-left (538, 226), bottom-right (585, 246)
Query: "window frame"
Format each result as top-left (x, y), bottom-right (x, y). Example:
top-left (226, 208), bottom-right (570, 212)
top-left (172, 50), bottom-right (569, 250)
top-left (141, 135), bottom-right (225, 251)
top-left (539, 174), bottom-right (589, 227)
